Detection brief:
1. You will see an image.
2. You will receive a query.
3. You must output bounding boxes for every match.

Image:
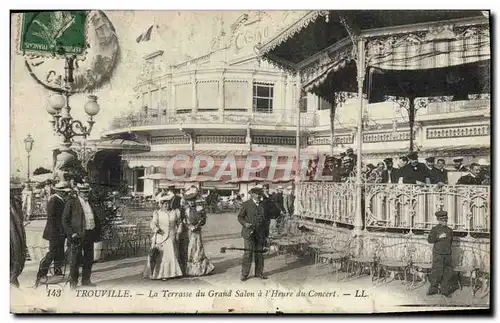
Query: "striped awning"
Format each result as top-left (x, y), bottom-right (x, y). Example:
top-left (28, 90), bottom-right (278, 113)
top-left (83, 138), bottom-right (150, 151)
top-left (366, 24), bottom-right (490, 71)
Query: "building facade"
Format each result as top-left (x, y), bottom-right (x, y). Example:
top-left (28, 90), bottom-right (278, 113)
top-left (98, 11), bottom-right (490, 197)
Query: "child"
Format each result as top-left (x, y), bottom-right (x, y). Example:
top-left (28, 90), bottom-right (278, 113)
top-left (427, 210), bottom-right (454, 298)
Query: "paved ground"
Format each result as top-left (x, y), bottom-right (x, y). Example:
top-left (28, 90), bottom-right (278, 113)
top-left (16, 211), bottom-right (490, 313)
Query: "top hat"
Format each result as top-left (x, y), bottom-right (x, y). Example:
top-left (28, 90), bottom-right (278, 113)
top-left (435, 210), bottom-right (448, 219)
top-left (425, 156), bottom-right (436, 163)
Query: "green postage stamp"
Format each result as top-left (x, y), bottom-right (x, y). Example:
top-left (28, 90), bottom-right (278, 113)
top-left (19, 11), bottom-right (87, 56)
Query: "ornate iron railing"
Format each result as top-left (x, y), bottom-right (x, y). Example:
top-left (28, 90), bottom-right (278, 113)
top-left (296, 182), bottom-right (490, 234)
top-left (365, 184), bottom-right (490, 233)
top-left (297, 180), bottom-right (357, 226)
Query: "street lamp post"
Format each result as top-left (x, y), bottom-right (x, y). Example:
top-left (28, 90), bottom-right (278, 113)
top-left (23, 134), bottom-right (34, 182)
top-left (45, 57), bottom-right (101, 173)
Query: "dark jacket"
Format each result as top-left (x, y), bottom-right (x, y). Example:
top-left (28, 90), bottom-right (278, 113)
top-left (401, 163), bottom-right (430, 184)
top-left (62, 196), bottom-right (101, 242)
top-left (434, 169), bottom-right (449, 184)
top-left (427, 224), bottom-right (453, 255)
top-left (171, 195), bottom-right (182, 210)
top-left (381, 168), bottom-right (400, 183)
top-left (284, 194), bottom-right (295, 215)
top-left (42, 194), bottom-right (66, 241)
top-left (272, 192), bottom-right (285, 214)
top-left (238, 199), bottom-right (269, 242)
top-left (457, 173), bottom-right (483, 185)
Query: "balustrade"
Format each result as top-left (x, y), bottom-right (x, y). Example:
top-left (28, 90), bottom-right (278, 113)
top-left (108, 109), bottom-right (317, 130)
top-left (296, 182), bottom-right (490, 234)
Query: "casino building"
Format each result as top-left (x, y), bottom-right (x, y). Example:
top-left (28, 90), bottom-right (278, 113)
top-left (88, 11), bottom-right (490, 197)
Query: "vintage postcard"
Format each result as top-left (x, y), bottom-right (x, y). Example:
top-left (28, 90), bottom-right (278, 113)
top-left (10, 10), bottom-right (491, 314)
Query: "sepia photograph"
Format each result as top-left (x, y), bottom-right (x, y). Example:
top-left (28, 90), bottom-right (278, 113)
top-left (9, 8), bottom-right (491, 314)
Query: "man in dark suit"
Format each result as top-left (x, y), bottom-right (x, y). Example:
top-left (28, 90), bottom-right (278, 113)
top-left (238, 186), bottom-right (270, 281)
top-left (425, 157), bottom-right (441, 184)
top-left (261, 184), bottom-right (279, 240)
top-left (435, 159), bottom-right (449, 184)
top-left (400, 152), bottom-right (430, 184)
top-left (453, 157), bottom-right (468, 172)
top-left (36, 181), bottom-right (72, 285)
top-left (457, 163), bottom-right (483, 185)
top-left (63, 183), bottom-right (101, 289)
top-left (381, 158), bottom-right (399, 184)
top-left (167, 185), bottom-right (182, 210)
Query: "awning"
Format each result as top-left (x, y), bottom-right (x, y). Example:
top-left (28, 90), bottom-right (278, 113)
top-left (83, 138), bottom-right (150, 151)
top-left (366, 26), bottom-right (490, 71)
top-left (257, 10), bottom-right (489, 102)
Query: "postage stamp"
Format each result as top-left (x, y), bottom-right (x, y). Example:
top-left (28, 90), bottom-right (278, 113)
top-left (19, 11), bottom-right (88, 56)
top-left (9, 10), bottom-right (491, 314)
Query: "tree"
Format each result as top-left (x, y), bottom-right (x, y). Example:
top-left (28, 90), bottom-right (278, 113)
top-left (33, 167), bottom-right (52, 176)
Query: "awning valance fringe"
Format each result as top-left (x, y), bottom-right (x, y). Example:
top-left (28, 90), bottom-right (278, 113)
top-left (366, 24), bottom-right (490, 70)
top-left (257, 10), bottom-right (329, 56)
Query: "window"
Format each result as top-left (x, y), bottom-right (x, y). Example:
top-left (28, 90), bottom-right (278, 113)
top-left (318, 97), bottom-right (332, 111)
top-left (253, 83), bottom-right (274, 113)
top-left (300, 91), bottom-right (308, 112)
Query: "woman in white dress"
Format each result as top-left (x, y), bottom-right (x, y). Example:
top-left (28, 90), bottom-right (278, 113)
top-left (143, 192), bottom-right (184, 280)
top-left (182, 186), bottom-right (215, 276)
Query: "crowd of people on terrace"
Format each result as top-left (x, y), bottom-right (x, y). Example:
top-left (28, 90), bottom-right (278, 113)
top-left (307, 148), bottom-right (491, 186)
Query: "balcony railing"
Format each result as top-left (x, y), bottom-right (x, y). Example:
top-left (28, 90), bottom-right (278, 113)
top-left (108, 109), bottom-right (317, 130)
top-left (296, 182), bottom-right (490, 234)
top-left (365, 184), bottom-right (490, 233)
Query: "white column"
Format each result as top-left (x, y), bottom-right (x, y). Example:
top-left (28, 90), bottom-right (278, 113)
top-left (294, 70), bottom-right (301, 217)
top-left (218, 77), bottom-right (225, 114)
top-left (192, 76), bottom-right (198, 114)
top-left (354, 38), bottom-right (366, 232)
top-left (247, 77), bottom-right (254, 113)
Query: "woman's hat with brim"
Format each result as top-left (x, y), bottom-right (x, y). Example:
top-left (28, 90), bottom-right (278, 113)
top-left (159, 191), bottom-right (175, 203)
top-left (54, 181), bottom-right (71, 192)
top-left (183, 186), bottom-right (199, 200)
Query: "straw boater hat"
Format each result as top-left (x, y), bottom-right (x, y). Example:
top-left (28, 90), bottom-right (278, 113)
top-left (54, 181), bottom-right (71, 192)
top-left (183, 185), bottom-right (199, 201)
top-left (286, 185), bottom-right (293, 191)
top-left (76, 183), bottom-right (91, 192)
top-left (249, 185), bottom-right (263, 194)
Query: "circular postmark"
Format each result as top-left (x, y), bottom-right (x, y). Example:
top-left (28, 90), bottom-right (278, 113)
top-left (21, 10), bottom-right (120, 94)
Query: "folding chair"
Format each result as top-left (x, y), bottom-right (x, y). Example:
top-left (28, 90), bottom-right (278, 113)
top-left (407, 242), bottom-right (433, 291)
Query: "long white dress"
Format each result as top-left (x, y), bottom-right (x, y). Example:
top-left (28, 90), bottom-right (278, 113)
top-left (143, 209), bottom-right (183, 280)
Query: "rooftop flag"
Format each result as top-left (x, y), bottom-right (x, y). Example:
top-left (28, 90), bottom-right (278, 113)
top-left (136, 25), bottom-right (154, 43)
